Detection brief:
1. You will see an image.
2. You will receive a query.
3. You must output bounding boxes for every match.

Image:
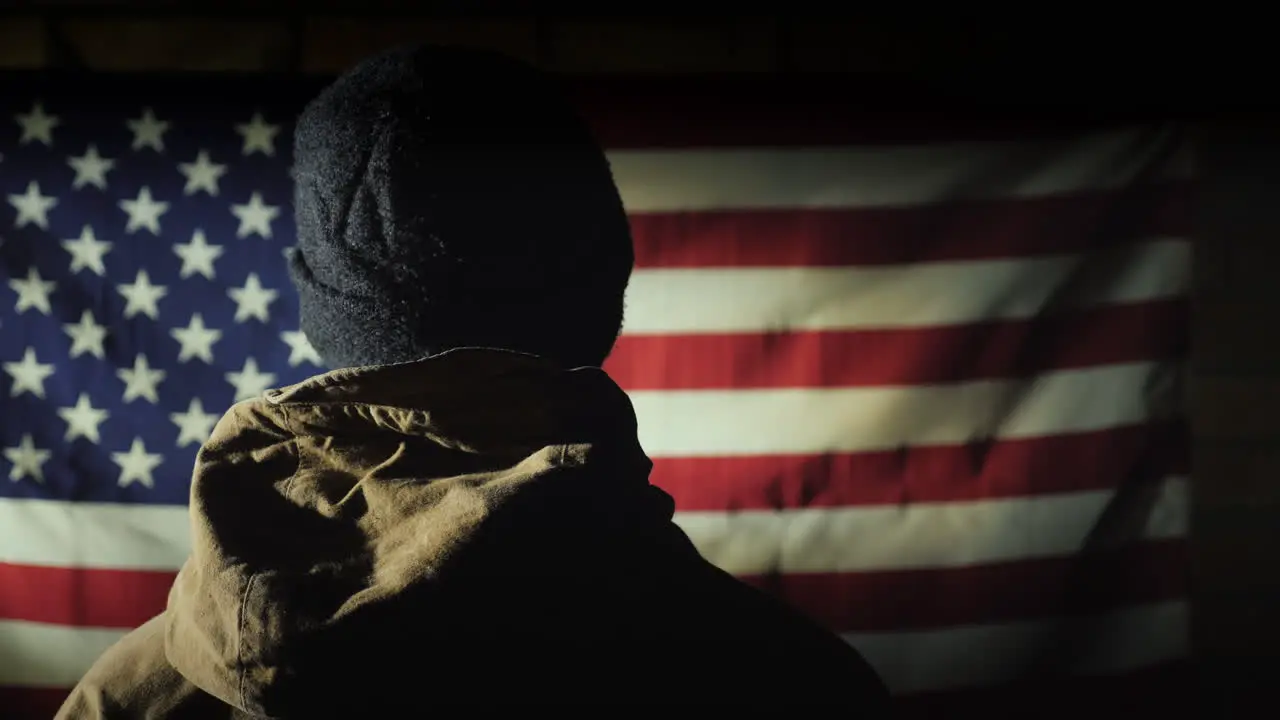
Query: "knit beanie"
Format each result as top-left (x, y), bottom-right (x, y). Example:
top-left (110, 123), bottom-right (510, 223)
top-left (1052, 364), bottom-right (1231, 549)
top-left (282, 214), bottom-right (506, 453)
top-left (288, 44), bottom-right (634, 370)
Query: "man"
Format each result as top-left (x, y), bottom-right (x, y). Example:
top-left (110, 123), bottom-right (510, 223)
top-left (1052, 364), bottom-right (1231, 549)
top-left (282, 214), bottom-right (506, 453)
top-left (58, 45), bottom-right (890, 716)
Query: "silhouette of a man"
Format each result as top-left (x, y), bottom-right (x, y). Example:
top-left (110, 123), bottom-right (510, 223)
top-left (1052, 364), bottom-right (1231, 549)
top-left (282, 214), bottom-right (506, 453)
top-left (58, 45), bottom-right (890, 716)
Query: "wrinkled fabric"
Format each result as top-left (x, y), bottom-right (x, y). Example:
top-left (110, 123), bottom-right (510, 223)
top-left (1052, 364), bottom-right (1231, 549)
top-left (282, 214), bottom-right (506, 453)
top-left (57, 349), bottom-right (890, 717)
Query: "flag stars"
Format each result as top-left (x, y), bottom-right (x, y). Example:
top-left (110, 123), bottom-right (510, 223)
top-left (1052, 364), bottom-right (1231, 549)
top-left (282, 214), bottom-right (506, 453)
top-left (3, 348), bottom-right (55, 398)
top-left (126, 107), bottom-right (169, 152)
top-left (178, 150), bottom-right (227, 196)
top-left (170, 398), bottom-right (219, 447)
top-left (226, 357), bottom-right (276, 401)
top-left (281, 330), bottom-right (323, 367)
top-left (118, 353), bottom-right (165, 404)
top-left (171, 314), bottom-right (221, 363)
top-left (8, 181), bottom-right (58, 229)
top-left (117, 269), bottom-right (168, 320)
top-left (119, 186), bottom-right (170, 234)
top-left (67, 145), bottom-right (115, 190)
top-left (9, 267), bottom-right (56, 315)
top-left (229, 273), bottom-right (278, 323)
top-left (14, 101), bottom-right (59, 146)
top-left (64, 310), bottom-right (108, 359)
top-left (112, 438), bottom-right (163, 489)
top-left (235, 112), bottom-right (280, 156)
top-left (230, 192), bottom-right (279, 239)
top-left (62, 225), bottom-right (112, 276)
top-left (57, 393), bottom-right (109, 443)
top-left (173, 229), bottom-right (223, 280)
top-left (4, 434), bottom-right (51, 483)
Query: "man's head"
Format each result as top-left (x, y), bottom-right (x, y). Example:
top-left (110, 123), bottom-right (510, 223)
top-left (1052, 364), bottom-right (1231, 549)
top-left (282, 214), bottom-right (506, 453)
top-left (288, 44), bottom-right (634, 370)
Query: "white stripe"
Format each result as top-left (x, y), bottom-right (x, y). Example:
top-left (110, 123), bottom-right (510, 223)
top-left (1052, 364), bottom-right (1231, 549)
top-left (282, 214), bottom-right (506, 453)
top-left (0, 362), bottom-right (1182, 572)
top-left (679, 476), bottom-right (1187, 576)
top-left (0, 601), bottom-right (1186, 694)
top-left (0, 475), bottom-right (1185, 576)
top-left (607, 126), bottom-right (1192, 212)
top-left (622, 238), bottom-right (1189, 335)
top-left (0, 621), bottom-right (123, 689)
top-left (631, 361), bottom-right (1183, 457)
top-left (848, 600), bottom-right (1189, 695)
top-left (0, 499), bottom-right (190, 571)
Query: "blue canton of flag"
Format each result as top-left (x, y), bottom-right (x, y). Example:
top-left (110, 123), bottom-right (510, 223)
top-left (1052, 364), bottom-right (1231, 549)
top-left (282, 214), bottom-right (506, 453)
top-left (1, 80), bottom-right (322, 507)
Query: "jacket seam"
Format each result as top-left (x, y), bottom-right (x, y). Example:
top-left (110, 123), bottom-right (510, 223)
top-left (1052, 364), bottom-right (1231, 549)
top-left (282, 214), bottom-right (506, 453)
top-left (237, 402), bottom-right (305, 711)
top-left (236, 573), bottom-right (258, 710)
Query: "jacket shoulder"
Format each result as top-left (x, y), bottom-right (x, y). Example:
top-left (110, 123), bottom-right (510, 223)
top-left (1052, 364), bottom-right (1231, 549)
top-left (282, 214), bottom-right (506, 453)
top-left (55, 616), bottom-right (231, 719)
top-left (201, 397), bottom-right (294, 453)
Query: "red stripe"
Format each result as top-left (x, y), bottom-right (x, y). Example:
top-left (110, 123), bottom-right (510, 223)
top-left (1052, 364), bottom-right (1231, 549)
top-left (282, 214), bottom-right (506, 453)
top-left (0, 663), bottom-right (1195, 720)
top-left (0, 541), bottom-right (1185, 641)
top-left (629, 184), bottom-right (1192, 268)
top-left (0, 563), bottom-right (172, 629)
top-left (562, 75), bottom-right (1188, 148)
top-left (894, 660), bottom-right (1193, 717)
top-left (8, 75), bottom-right (1187, 153)
top-left (0, 424), bottom-right (1186, 629)
top-left (653, 421), bottom-right (1189, 511)
top-left (0, 686), bottom-right (67, 720)
top-left (745, 540), bottom-right (1188, 633)
top-left (608, 299), bottom-right (1188, 391)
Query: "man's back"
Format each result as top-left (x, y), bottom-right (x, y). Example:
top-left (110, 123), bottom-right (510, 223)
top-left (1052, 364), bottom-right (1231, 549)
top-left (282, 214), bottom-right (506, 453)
top-left (58, 351), bottom-right (889, 717)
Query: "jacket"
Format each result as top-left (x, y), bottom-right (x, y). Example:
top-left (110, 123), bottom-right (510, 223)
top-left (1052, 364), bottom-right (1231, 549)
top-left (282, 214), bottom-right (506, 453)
top-left (57, 348), bottom-right (890, 716)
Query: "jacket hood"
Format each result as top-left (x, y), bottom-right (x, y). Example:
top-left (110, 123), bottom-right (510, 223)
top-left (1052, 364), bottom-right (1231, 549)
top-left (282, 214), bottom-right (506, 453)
top-left (159, 348), bottom-right (674, 716)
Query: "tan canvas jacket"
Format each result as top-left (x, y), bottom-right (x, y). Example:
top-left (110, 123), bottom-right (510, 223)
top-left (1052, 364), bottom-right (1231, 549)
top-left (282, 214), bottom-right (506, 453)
top-left (57, 349), bottom-right (890, 717)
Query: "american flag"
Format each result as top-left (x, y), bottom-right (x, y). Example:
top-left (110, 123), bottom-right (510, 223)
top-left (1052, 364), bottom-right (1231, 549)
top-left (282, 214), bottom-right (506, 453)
top-left (0, 75), bottom-right (1191, 717)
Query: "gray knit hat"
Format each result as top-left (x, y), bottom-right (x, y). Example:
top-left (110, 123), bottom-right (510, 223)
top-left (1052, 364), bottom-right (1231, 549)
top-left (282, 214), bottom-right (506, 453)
top-left (288, 44), bottom-right (634, 370)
